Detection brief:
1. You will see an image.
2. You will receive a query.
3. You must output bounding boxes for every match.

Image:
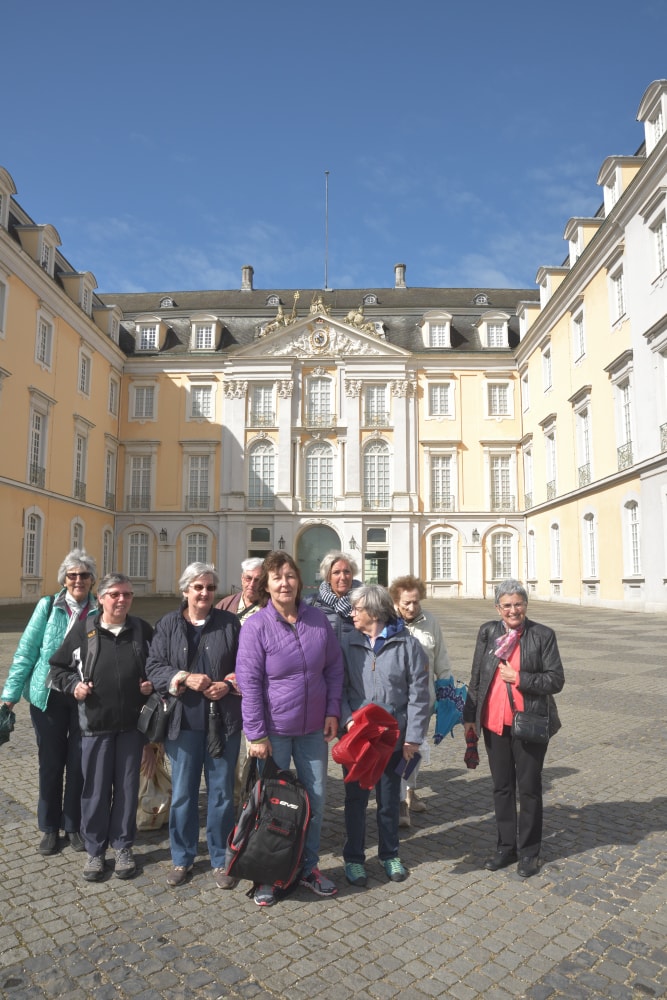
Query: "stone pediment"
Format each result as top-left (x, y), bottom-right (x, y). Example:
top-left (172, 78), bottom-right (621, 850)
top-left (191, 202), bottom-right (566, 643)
top-left (236, 314), bottom-right (410, 359)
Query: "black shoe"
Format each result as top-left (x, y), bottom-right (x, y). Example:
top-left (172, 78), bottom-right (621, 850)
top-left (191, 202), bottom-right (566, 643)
top-left (67, 832), bottom-right (86, 853)
top-left (517, 856), bottom-right (540, 878)
top-left (484, 850), bottom-right (518, 871)
top-left (38, 832), bottom-right (58, 856)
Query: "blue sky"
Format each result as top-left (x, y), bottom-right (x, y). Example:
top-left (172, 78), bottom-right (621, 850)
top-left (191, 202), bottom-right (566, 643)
top-left (2, 0), bottom-right (666, 294)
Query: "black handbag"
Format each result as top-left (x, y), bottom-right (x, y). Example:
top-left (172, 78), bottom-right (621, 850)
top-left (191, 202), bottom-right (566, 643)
top-left (506, 683), bottom-right (549, 745)
top-left (137, 692), bottom-right (176, 743)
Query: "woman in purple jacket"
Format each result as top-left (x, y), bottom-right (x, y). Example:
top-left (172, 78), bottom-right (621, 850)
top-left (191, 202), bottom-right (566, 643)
top-left (235, 550), bottom-right (344, 907)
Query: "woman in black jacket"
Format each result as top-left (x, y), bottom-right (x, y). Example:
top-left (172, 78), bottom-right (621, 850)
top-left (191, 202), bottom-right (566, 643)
top-left (463, 579), bottom-right (564, 878)
top-left (48, 574), bottom-right (153, 882)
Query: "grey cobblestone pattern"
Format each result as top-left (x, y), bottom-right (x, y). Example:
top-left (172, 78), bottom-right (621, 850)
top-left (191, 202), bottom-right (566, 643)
top-left (0, 597), bottom-right (665, 999)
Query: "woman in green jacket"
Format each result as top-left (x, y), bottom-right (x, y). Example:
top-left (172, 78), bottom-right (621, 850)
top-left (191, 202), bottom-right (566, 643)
top-left (1, 549), bottom-right (99, 856)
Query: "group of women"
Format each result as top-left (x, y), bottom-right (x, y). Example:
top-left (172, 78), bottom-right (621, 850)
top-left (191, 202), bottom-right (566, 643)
top-left (2, 545), bottom-right (564, 896)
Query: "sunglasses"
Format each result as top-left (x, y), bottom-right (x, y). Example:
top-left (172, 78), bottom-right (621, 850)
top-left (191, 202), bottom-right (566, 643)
top-left (191, 584), bottom-right (216, 593)
top-left (66, 572), bottom-right (92, 580)
top-left (104, 591), bottom-right (134, 600)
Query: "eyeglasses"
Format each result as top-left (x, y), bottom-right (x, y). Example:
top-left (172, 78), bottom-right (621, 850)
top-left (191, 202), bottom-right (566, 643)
top-left (104, 591), bottom-right (133, 600)
top-left (66, 572), bottom-right (92, 580)
top-left (351, 606), bottom-right (366, 614)
top-left (498, 603), bottom-right (526, 611)
top-left (192, 584), bottom-right (217, 593)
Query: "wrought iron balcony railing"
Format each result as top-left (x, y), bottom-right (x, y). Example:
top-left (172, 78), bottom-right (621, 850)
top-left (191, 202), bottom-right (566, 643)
top-left (105, 492), bottom-right (116, 510)
top-left (578, 463), bottom-right (591, 487)
top-left (126, 493), bottom-right (151, 511)
top-left (74, 479), bottom-right (87, 501)
top-left (546, 480), bottom-right (557, 500)
top-left (29, 464), bottom-right (46, 488)
top-left (431, 494), bottom-right (455, 512)
top-left (186, 494), bottom-right (210, 511)
top-left (491, 495), bottom-right (516, 513)
top-left (617, 441), bottom-right (633, 470)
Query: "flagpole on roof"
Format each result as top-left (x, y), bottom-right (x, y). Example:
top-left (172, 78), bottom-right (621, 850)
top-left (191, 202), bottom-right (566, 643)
top-left (324, 170), bottom-right (331, 291)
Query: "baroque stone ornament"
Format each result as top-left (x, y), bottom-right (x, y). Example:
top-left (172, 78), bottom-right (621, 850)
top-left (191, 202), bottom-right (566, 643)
top-left (276, 379), bottom-right (294, 398)
top-left (345, 379), bottom-right (363, 397)
top-left (269, 325), bottom-right (382, 358)
top-left (391, 378), bottom-right (417, 397)
top-left (224, 380), bottom-right (248, 399)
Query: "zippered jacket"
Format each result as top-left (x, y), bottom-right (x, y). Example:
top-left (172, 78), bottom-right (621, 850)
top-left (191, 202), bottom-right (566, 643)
top-left (236, 601), bottom-right (344, 740)
top-left (1, 591), bottom-right (99, 711)
top-left (340, 625), bottom-right (431, 745)
top-left (47, 615), bottom-right (153, 734)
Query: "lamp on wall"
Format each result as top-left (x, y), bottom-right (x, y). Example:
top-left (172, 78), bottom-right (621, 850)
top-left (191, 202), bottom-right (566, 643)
top-left (278, 536), bottom-right (285, 550)
top-left (349, 536), bottom-right (357, 550)
top-left (472, 528), bottom-right (480, 544)
top-left (159, 528), bottom-right (168, 543)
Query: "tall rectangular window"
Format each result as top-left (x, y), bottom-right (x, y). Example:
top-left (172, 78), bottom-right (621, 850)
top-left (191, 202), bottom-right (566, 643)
top-left (188, 456), bottom-right (210, 509)
top-left (584, 514), bottom-right (597, 578)
top-left (363, 442), bottom-right (390, 508)
top-left (430, 455), bottom-right (452, 510)
top-left (431, 533), bottom-right (452, 578)
top-left (611, 269), bottom-right (625, 322)
top-left (550, 524), bottom-right (561, 579)
top-left (542, 346), bottom-right (552, 391)
top-left (24, 513), bottom-right (42, 576)
top-left (305, 443), bottom-right (334, 509)
top-left (492, 532), bottom-right (512, 579)
top-left (429, 323), bottom-right (448, 347)
top-left (250, 385), bottom-right (275, 426)
top-left (572, 313), bottom-right (585, 362)
top-left (133, 385), bottom-right (155, 419)
top-left (487, 382), bottom-right (509, 416)
top-left (194, 324), bottom-right (214, 349)
top-left (191, 386), bottom-right (213, 419)
top-left (128, 531), bottom-right (149, 577)
top-left (248, 443), bottom-right (275, 509)
top-left (306, 378), bottom-right (332, 426)
top-left (79, 353), bottom-right (91, 395)
top-left (487, 323), bottom-right (505, 347)
top-left (29, 410), bottom-right (46, 487)
top-left (36, 318), bottom-right (53, 367)
top-left (128, 456), bottom-right (151, 510)
top-left (138, 325), bottom-right (158, 350)
top-left (74, 434), bottom-right (87, 500)
top-left (0, 277), bottom-right (6, 335)
top-left (364, 385), bottom-right (388, 426)
top-left (428, 383), bottom-right (451, 417)
top-left (490, 455), bottom-right (512, 511)
top-left (187, 532), bottom-right (208, 563)
top-left (652, 216), bottom-right (667, 275)
top-left (105, 451), bottom-right (116, 509)
top-left (108, 376), bottom-right (119, 416)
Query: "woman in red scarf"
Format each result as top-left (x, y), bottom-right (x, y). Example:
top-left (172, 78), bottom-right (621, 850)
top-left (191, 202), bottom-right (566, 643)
top-left (463, 580), bottom-right (564, 878)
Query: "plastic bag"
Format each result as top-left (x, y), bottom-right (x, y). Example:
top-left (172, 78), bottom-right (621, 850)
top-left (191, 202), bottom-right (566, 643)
top-left (136, 743), bottom-right (172, 830)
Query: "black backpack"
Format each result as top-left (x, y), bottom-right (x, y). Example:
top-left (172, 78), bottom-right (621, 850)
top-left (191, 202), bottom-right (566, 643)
top-left (226, 756), bottom-right (311, 890)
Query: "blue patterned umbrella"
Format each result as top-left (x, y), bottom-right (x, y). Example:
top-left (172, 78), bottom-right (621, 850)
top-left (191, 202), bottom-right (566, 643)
top-left (433, 676), bottom-right (467, 743)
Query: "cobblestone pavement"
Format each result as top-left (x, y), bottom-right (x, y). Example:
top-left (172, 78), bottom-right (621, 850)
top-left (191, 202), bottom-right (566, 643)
top-left (0, 597), bottom-right (666, 1000)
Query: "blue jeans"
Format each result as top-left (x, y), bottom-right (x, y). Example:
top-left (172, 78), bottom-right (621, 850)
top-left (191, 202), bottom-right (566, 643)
top-left (165, 727), bottom-right (241, 869)
top-left (269, 730), bottom-right (329, 877)
top-left (343, 747), bottom-right (403, 864)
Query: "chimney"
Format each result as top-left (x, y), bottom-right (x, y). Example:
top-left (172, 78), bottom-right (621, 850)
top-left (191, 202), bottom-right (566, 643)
top-left (394, 263), bottom-right (406, 289)
top-left (241, 265), bottom-right (254, 291)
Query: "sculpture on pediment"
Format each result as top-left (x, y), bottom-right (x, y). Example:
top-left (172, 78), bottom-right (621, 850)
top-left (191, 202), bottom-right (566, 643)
top-left (224, 379), bottom-right (248, 399)
top-left (310, 292), bottom-right (330, 316)
top-left (344, 303), bottom-right (379, 336)
top-left (258, 292), bottom-right (302, 338)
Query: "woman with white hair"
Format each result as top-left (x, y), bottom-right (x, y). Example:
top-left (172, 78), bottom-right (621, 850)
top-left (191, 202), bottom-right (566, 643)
top-left (2, 548), bottom-right (99, 856)
top-left (310, 550), bottom-right (361, 642)
top-left (145, 562), bottom-right (242, 888)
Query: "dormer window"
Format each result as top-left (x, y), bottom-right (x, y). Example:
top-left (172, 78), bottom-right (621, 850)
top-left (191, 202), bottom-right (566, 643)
top-left (478, 312), bottom-right (509, 349)
top-left (266, 295), bottom-right (281, 307)
top-left (134, 315), bottom-right (166, 352)
top-left (473, 293), bottom-right (489, 306)
top-left (0, 167), bottom-right (16, 229)
top-left (190, 315), bottom-right (219, 350)
top-left (421, 311), bottom-right (452, 348)
top-left (160, 296), bottom-right (175, 308)
top-left (14, 223), bottom-right (61, 278)
top-left (363, 293), bottom-right (378, 306)
top-left (61, 271), bottom-right (97, 315)
top-left (638, 80), bottom-right (667, 155)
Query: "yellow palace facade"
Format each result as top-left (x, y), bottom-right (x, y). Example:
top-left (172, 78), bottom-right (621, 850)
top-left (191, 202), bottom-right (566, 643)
top-left (1, 80), bottom-right (667, 611)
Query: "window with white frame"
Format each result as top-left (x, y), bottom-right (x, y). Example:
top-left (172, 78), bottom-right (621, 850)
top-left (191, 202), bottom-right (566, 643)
top-left (430, 454), bottom-right (454, 511)
top-left (486, 322), bottom-right (506, 348)
top-left (527, 530), bottom-right (537, 580)
top-left (72, 520), bottom-right (83, 551)
top-left (250, 384), bottom-right (275, 426)
top-left (82, 286), bottom-right (91, 316)
top-left (128, 530), bottom-right (149, 578)
top-left (521, 372), bottom-right (530, 412)
top-left (624, 500), bottom-right (642, 576)
top-left (428, 382), bottom-right (453, 418)
top-left (305, 442), bottom-right (334, 510)
top-left (190, 384), bottom-right (213, 420)
top-left (102, 529), bottom-right (114, 576)
top-left (486, 381), bottom-right (511, 417)
top-left (610, 267), bottom-right (626, 323)
top-left (651, 214), bottom-right (667, 276)
top-left (572, 393), bottom-right (593, 486)
top-left (35, 316), bottom-right (53, 368)
top-left (523, 447), bottom-right (533, 509)
top-left (490, 454), bottom-right (514, 512)
top-left (422, 313), bottom-right (452, 348)
top-left (364, 385), bottom-right (389, 427)
top-left (78, 351), bottom-right (92, 396)
top-left (429, 323), bottom-right (449, 348)
top-left (431, 532), bottom-right (453, 579)
top-left (572, 310), bottom-right (586, 363)
top-left (186, 531), bottom-right (208, 564)
top-left (108, 375), bottom-right (119, 416)
top-left (491, 531), bottom-right (513, 580)
top-left (248, 441), bottom-right (276, 509)
top-left (193, 323), bottom-right (214, 350)
top-left (550, 523), bottom-right (561, 578)
top-left (28, 392), bottom-right (51, 489)
top-left (0, 275), bottom-right (7, 336)
top-left (363, 440), bottom-right (390, 508)
top-left (74, 433), bottom-right (88, 500)
top-left (583, 512), bottom-right (598, 578)
top-left (132, 384), bottom-right (155, 420)
top-left (650, 107), bottom-right (665, 147)
top-left (110, 316), bottom-right (120, 344)
top-left (542, 344), bottom-right (552, 391)
top-left (128, 455), bottom-right (152, 510)
top-left (616, 378), bottom-right (634, 469)
top-left (544, 426), bottom-right (557, 498)
top-left (187, 455), bottom-right (210, 510)
top-left (137, 324), bottom-right (158, 351)
top-left (40, 240), bottom-right (53, 274)
top-left (24, 511), bottom-right (43, 576)
top-left (104, 450), bottom-right (116, 509)
top-left (305, 377), bottom-right (332, 426)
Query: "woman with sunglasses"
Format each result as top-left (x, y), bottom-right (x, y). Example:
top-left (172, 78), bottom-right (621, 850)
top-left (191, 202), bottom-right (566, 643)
top-left (1, 548), bottom-right (99, 856)
top-left (145, 562), bottom-right (242, 888)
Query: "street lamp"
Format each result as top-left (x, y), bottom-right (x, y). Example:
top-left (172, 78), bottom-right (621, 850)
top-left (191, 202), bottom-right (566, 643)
top-left (472, 528), bottom-right (480, 544)
top-left (159, 528), bottom-right (168, 543)
top-left (278, 536), bottom-right (285, 550)
top-left (349, 536), bottom-right (357, 550)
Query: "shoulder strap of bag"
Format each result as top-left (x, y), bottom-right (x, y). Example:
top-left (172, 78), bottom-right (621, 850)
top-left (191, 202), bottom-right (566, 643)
top-left (505, 681), bottom-right (548, 720)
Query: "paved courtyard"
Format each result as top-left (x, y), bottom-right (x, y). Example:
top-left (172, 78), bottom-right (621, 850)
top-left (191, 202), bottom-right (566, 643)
top-left (0, 596), bottom-right (666, 999)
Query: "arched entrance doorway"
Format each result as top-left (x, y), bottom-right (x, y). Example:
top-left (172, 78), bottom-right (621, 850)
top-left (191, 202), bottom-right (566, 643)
top-left (296, 524), bottom-right (342, 599)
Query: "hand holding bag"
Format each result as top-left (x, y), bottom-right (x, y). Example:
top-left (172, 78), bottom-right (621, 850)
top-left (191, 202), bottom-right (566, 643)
top-left (506, 682), bottom-right (549, 745)
top-left (137, 691), bottom-right (176, 743)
